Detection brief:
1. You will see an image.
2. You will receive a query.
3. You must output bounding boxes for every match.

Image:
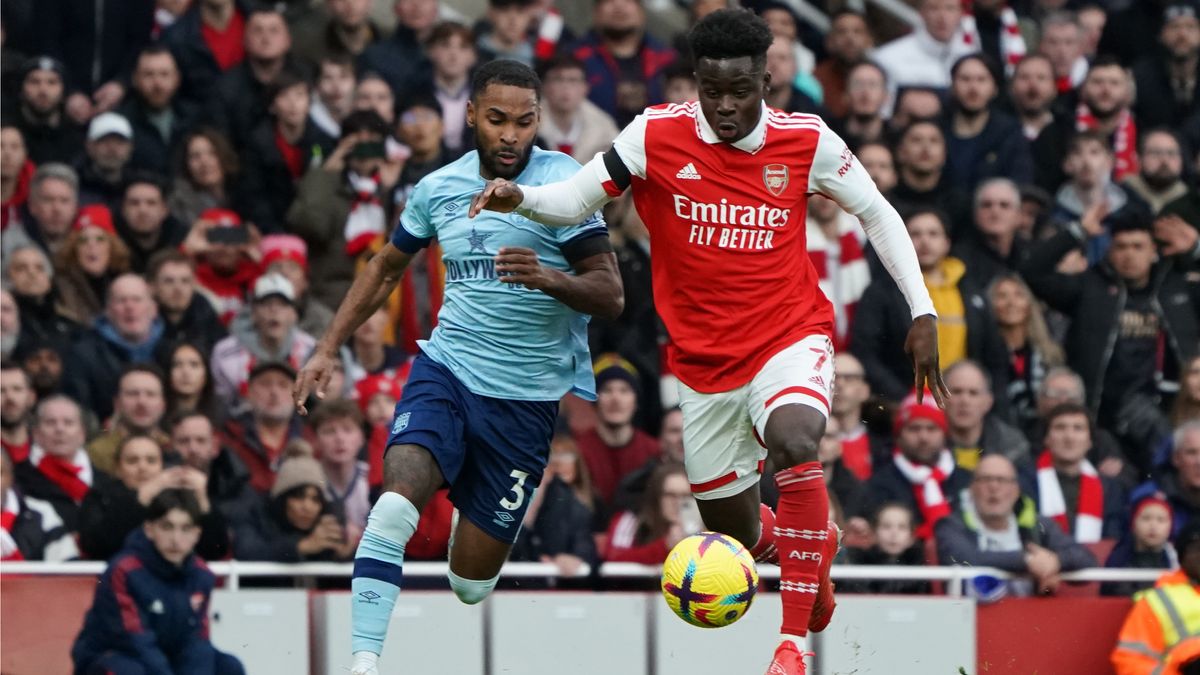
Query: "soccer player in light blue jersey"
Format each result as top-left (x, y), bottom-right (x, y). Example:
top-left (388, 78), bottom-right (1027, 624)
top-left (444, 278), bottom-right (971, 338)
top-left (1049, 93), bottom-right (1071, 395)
top-left (293, 60), bottom-right (623, 675)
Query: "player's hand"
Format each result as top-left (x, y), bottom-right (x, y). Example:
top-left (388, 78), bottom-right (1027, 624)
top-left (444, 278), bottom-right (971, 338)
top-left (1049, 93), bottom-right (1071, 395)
top-left (294, 350), bottom-right (337, 415)
top-left (469, 179), bottom-right (524, 217)
top-left (904, 314), bottom-right (949, 409)
top-left (495, 247), bottom-right (561, 290)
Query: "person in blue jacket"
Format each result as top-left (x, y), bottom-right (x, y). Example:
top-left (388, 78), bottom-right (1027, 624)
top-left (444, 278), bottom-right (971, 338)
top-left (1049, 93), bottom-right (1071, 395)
top-left (71, 488), bottom-right (244, 675)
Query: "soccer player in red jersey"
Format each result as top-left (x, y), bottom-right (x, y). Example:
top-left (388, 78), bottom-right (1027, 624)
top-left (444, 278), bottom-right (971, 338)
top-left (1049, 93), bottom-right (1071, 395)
top-left (471, 10), bottom-right (947, 673)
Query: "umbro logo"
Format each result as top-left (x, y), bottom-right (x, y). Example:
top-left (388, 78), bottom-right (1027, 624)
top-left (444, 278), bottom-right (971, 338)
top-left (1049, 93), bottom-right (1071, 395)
top-left (675, 163), bottom-right (702, 180)
top-left (445, 201), bottom-right (460, 212)
top-left (358, 590), bottom-right (382, 605)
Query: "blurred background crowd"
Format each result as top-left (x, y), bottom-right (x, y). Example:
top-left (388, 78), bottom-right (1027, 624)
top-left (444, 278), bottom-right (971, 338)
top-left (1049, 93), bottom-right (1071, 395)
top-left (0, 0), bottom-right (1198, 603)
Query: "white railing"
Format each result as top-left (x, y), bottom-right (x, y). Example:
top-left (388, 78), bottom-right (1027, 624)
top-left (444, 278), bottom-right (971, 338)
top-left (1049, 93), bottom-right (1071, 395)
top-left (0, 561), bottom-right (1164, 595)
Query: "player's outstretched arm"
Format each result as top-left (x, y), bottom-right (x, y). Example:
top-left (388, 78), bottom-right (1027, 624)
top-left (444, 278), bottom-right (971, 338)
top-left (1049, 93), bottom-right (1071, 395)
top-left (294, 243), bottom-right (414, 414)
top-left (495, 246), bottom-right (624, 319)
top-left (469, 153), bottom-right (620, 226)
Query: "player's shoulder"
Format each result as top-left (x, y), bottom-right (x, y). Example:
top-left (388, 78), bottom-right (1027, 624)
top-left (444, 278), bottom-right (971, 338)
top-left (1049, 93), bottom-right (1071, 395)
top-left (419, 151), bottom-right (481, 187)
top-left (763, 106), bottom-right (828, 131)
top-left (641, 101), bottom-right (700, 122)
top-left (523, 146), bottom-right (585, 179)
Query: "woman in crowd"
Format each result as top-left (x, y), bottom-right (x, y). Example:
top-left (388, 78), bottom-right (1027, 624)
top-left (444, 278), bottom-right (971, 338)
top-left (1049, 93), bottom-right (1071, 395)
top-left (161, 341), bottom-right (219, 422)
top-left (168, 128), bottom-right (247, 228)
top-left (603, 462), bottom-right (696, 565)
top-left (53, 205), bottom-right (132, 327)
top-left (988, 272), bottom-right (1065, 433)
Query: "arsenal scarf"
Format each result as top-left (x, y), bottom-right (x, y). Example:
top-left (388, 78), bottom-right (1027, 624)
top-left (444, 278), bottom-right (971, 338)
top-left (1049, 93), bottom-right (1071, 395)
top-left (29, 444), bottom-right (93, 503)
top-left (1076, 103), bottom-right (1138, 182)
top-left (806, 217), bottom-right (870, 351)
top-left (961, 4), bottom-right (1026, 77)
top-left (1036, 451), bottom-right (1103, 543)
top-left (893, 449), bottom-right (957, 539)
top-left (344, 171), bottom-right (387, 257)
top-left (1, 489), bottom-right (22, 561)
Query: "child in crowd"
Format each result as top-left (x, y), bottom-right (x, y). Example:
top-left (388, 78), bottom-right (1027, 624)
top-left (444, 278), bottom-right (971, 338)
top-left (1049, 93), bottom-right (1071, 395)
top-left (1102, 494), bottom-right (1178, 597)
top-left (843, 503), bottom-right (931, 595)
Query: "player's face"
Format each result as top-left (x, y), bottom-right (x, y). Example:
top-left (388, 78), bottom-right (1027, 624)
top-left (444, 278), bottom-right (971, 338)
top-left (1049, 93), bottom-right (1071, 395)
top-left (144, 509), bottom-right (201, 566)
top-left (468, 83), bottom-right (540, 181)
top-left (695, 56), bottom-right (769, 145)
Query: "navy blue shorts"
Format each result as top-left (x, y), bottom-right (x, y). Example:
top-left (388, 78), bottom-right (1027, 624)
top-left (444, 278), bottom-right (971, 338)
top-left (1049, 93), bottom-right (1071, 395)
top-left (386, 353), bottom-right (558, 544)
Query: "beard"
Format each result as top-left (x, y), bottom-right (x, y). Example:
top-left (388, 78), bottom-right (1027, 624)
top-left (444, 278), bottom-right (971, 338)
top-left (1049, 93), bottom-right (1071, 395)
top-left (1142, 170), bottom-right (1180, 191)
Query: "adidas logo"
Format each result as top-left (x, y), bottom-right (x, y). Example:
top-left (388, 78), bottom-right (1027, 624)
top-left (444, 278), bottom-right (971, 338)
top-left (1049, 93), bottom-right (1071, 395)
top-left (675, 163), bottom-right (702, 180)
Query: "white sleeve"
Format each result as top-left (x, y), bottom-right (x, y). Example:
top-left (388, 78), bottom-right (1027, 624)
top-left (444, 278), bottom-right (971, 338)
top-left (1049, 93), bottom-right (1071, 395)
top-left (609, 113), bottom-right (648, 179)
top-left (516, 153), bottom-right (617, 226)
top-left (808, 121), bottom-right (936, 319)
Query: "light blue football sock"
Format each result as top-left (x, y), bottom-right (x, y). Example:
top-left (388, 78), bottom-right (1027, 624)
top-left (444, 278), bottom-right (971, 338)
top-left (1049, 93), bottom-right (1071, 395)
top-left (351, 492), bottom-right (420, 656)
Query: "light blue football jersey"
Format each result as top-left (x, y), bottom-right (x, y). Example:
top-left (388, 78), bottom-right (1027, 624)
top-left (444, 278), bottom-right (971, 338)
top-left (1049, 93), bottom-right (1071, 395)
top-left (391, 147), bottom-right (607, 402)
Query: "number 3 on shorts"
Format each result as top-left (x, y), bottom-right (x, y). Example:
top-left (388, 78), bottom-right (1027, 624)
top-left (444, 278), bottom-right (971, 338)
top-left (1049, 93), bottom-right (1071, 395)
top-left (499, 469), bottom-right (530, 510)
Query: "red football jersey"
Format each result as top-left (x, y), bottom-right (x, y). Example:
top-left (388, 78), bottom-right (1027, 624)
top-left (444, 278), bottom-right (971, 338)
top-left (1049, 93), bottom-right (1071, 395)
top-left (609, 102), bottom-right (874, 393)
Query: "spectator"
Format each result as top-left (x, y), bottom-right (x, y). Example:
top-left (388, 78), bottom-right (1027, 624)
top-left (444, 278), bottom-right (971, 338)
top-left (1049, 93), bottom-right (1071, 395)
top-left (348, 309), bottom-right (407, 379)
top-left (352, 71), bottom-right (397, 124)
top-left (851, 209), bottom-right (1006, 403)
top-left (241, 69), bottom-right (335, 233)
top-left (13, 395), bottom-right (113, 530)
top-left (422, 22), bottom-right (476, 158)
top-left (954, 179), bottom-right (1029, 290)
top-left (889, 122), bottom-right (971, 234)
top-left (1110, 519), bottom-right (1200, 675)
top-left (395, 97), bottom-right (451, 198)
top-left (53, 205), bottom-right (132, 328)
top-left (120, 46), bottom-right (195, 175)
top-left (604, 461), bottom-right (694, 564)
top-left (571, 0), bottom-right (676, 127)
top-left (1009, 55), bottom-right (1059, 142)
top-left (857, 141), bottom-right (897, 193)
top-left (1038, 12), bottom-right (1087, 97)
top-left (308, 399), bottom-right (370, 533)
top-left (1102, 492), bottom-right (1178, 597)
top-left (288, 109), bottom-right (400, 311)
top-left (355, 374), bottom-right (402, 429)
top-left (6, 163), bottom-right (80, 261)
top-left (1135, 3), bottom-right (1200, 131)
top-left (162, 0), bottom-right (246, 108)
top-left (867, 390), bottom-right (973, 539)
top-left (577, 355), bottom-right (659, 507)
top-left (966, 0), bottom-right (1031, 76)
top-left (830, 353), bottom-right (885, 482)
top-left (612, 407), bottom-right (684, 513)
top-left (0, 450), bottom-right (78, 560)
top-left (764, 36), bottom-right (825, 116)
top-left (943, 54), bottom-right (1034, 195)
top-left (13, 340), bottom-right (68, 401)
top-left (147, 249), bottom-right (227, 355)
top-left (661, 62), bottom-right (697, 105)
top-left (837, 61), bottom-right (889, 150)
top-left (872, 0), bottom-right (974, 91)
top-left (1021, 209), bottom-right (1199, 425)
top-left (2, 56), bottom-right (85, 164)
top-left (889, 86), bottom-right (944, 134)
top-left (936, 454), bottom-right (1096, 598)
top-left (1, 363), bottom-right (36, 463)
top-left (71, 489), bottom-right (246, 675)
top-left (6, 244), bottom-right (78, 349)
top-left (988, 273), bottom-right (1065, 434)
top-left (262, 234), bottom-right (335, 338)
top-left (477, 0), bottom-right (535, 66)
top-left (1173, 355), bottom-right (1200, 426)
top-left (86, 364), bottom-right (170, 474)
top-left (814, 10), bottom-right (875, 120)
top-left (168, 128), bottom-right (247, 228)
top-left (79, 434), bottom-right (227, 562)
top-left (511, 434), bottom-right (599, 575)
top-left (207, 7), bottom-right (302, 151)
top-left (170, 410), bottom-right (258, 525)
top-left (310, 53), bottom-right (358, 138)
top-left (1034, 402), bottom-right (1128, 543)
top-left (0, 291), bottom-right (17, 362)
top-left (536, 55), bottom-right (619, 165)
top-left (843, 503), bottom-right (930, 595)
top-left (162, 341), bottom-right (219, 422)
top-left (1131, 422), bottom-right (1200, 537)
top-left (1125, 129), bottom-right (1193, 215)
top-left (77, 113), bottom-right (134, 207)
top-left (64, 274), bottom-right (164, 423)
top-left (1029, 366), bottom-right (1131, 476)
top-left (359, 0), bottom-right (438, 101)
top-left (153, 0), bottom-right (190, 36)
top-left (805, 194), bottom-right (870, 351)
top-left (179, 208), bottom-right (261, 327)
top-left (1077, 4), bottom-right (1108, 58)
top-left (212, 273), bottom-right (315, 407)
top-left (1034, 57), bottom-right (1138, 193)
top-left (944, 359), bottom-right (1030, 471)
top-left (117, 174), bottom-right (187, 275)
top-left (0, 125), bottom-right (34, 231)
top-left (1050, 131), bottom-right (1152, 266)
top-left (234, 442), bottom-right (355, 562)
top-left (220, 361), bottom-right (306, 494)
top-left (292, 0), bottom-right (383, 67)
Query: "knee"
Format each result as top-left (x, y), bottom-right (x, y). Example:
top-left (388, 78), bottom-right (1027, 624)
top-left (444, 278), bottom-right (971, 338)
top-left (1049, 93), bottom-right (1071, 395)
top-left (447, 569), bottom-right (498, 605)
top-left (772, 434), bottom-right (820, 468)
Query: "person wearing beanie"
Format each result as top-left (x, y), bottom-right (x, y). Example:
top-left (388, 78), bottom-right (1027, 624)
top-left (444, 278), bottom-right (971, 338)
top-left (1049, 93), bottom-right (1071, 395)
top-left (1103, 493), bottom-right (1179, 597)
top-left (1112, 517), bottom-right (1200, 674)
top-left (867, 389), bottom-right (973, 539)
top-left (52, 203), bottom-right (135, 328)
top-left (575, 354), bottom-right (660, 507)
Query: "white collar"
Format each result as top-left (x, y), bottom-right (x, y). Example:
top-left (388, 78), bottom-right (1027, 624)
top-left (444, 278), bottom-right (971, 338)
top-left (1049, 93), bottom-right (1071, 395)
top-left (694, 101), bottom-right (769, 154)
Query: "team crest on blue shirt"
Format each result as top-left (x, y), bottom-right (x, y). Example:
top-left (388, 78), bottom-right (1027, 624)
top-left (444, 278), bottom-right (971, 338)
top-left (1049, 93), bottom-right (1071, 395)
top-left (467, 226), bottom-right (492, 255)
top-left (392, 412), bottom-right (411, 434)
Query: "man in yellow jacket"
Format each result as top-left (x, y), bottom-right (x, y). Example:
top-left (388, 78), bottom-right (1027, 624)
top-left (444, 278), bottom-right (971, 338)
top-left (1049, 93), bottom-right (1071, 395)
top-left (1112, 519), bottom-right (1200, 675)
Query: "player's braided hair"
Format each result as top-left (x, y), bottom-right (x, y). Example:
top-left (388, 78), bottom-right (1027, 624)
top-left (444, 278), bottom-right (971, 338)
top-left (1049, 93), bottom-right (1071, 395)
top-left (471, 59), bottom-right (542, 101)
top-left (687, 8), bottom-right (775, 70)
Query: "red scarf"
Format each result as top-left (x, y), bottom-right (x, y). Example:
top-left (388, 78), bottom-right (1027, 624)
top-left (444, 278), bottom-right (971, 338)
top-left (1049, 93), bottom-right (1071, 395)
top-left (893, 449), bottom-right (956, 539)
top-left (344, 172), bottom-right (386, 257)
top-left (534, 9), bottom-right (565, 61)
top-left (32, 445), bottom-right (91, 503)
top-left (1075, 103), bottom-right (1138, 182)
top-left (1, 489), bottom-right (22, 561)
top-left (1, 160), bottom-right (34, 231)
top-left (1036, 451), bottom-right (1103, 543)
top-left (2, 438), bottom-right (30, 464)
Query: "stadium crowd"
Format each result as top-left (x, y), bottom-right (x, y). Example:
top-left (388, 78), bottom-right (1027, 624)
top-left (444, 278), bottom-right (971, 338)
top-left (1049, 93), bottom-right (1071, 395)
top-left (0, 0), bottom-right (1199, 611)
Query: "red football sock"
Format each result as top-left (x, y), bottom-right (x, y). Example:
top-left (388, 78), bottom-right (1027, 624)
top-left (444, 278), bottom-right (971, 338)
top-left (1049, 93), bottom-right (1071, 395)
top-left (750, 502), bottom-right (778, 563)
top-left (774, 461), bottom-right (829, 638)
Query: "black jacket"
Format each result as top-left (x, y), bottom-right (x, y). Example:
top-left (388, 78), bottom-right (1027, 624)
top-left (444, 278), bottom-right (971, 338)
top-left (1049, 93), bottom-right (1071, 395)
top-left (161, 295), bottom-right (227, 362)
top-left (206, 58), bottom-right (311, 151)
top-left (849, 266), bottom-right (1009, 404)
top-left (205, 447), bottom-right (260, 527)
top-left (1133, 50), bottom-right (1200, 129)
top-left (5, 488), bottom-right (78, 560)
top-left (240, 118), bottom-right (334, 233)
top-left (888, 179), bottom-right (972, 238)
top-left (510, 477), bottom-right (599, 566)
top-left (865, 459), bottom-right (974, 529)
top-left (78, 476), bottom-right (229, 562)
top-left (76, 161), bottom-right (132, 209)
top-left (14, 290), bottom-right (80, 352)
top-left (13, 458), bottom-right (119, 532)
top-left (232, 493), bottom-right (344, 563)
top-left (358, 24), bottom-right (431, 102)
top-left (116, 212), bottom-right (189, 275)
top-left (36, 0), bottom-right (153, 94)
top-left (63, 319), bottom-right (168, 423)
top-left (943, 111), bottom-right (1034, 196)
top-left (119, 95), bottom-right (198, 175)
top-left (161, 5), bottom-right (229, 109)
top-left (951, 233), bottom-right (1030, 291)
top-left (841, 544), bottom-right (931, 595)
top-left (1019, 229), bottom-right (1200, 416)
top-left (1098, 2), bottom-right (1166, 67)
top-left (2, 106), bottom-right (86, 165)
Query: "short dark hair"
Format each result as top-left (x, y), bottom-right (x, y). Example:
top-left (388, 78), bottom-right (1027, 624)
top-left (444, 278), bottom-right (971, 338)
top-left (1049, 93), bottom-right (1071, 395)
top-left (427, 21), bottom-right (475, 49)
top-left (471, 59), bottom-right (541, 101)
top-left (307, 398), bottom-right (364, 432)
top-left (116, 432), bottom-right (163, 465)
top-left (903, 206), bottom-right (951, 237)
top-left (146, 248), bottom-right (193, 282)
top-left (340, 109), bottom-right (391, 139)
top-left (319, 52), bottom-right (356, 76)
top-left (662, 60), bottom-right (694, 84)
top-left (688, 8), bottom-right (773, 70)
top-left (119, 362), bottom-right (166, 393)
top-left (399, 94), bottom-right (443, 119)
top-left (1087, 54), bottom-right (1125, 75)
top-left (1138, 126), bottom-right (1185, 155)
top-left (136, 44), bottom-right (176, 67)
top-left (266, 67), bottom-right (310, 105)
top-left (168, 408), bottom-right (213, 433)
top-left (146, 488), bottom-right (203, 524)
top-left (950, 53), bottom-right (1000, 85)
top-left (1043, 402), bottom-right (1094, 440)
top-left (538, 54), bottom-right (586, 81)
top-left (124, 171), bottom-right (168, 200)
top-left (1067, 130), bottom-right (1114, 157)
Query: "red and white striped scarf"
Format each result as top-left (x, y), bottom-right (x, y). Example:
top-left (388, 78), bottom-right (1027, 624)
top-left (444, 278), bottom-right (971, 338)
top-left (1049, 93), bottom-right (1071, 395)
top-left (1036, 451), bottom-right (1103, 543)
top-left (961, 4), bottom-right (1026, 77)
top-left (344, 171), bottom-right (386, 257)
top-left (29, 444), bottom-right (93, 503)
top-left (1, 489), bottom-right (22, 561)
top-left (535, 9), bottom-right (565, 62)
top-left (1076, 103), bottom-right (1139, 182)
top-left (893, 449), bottom-right (956, 539)
top-left (806, 216), bottom-right (870, 351)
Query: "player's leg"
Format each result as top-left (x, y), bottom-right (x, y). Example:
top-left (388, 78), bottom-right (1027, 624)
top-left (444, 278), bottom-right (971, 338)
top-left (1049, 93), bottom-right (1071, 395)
top-left (446, 516), bottom-right (513, 604)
